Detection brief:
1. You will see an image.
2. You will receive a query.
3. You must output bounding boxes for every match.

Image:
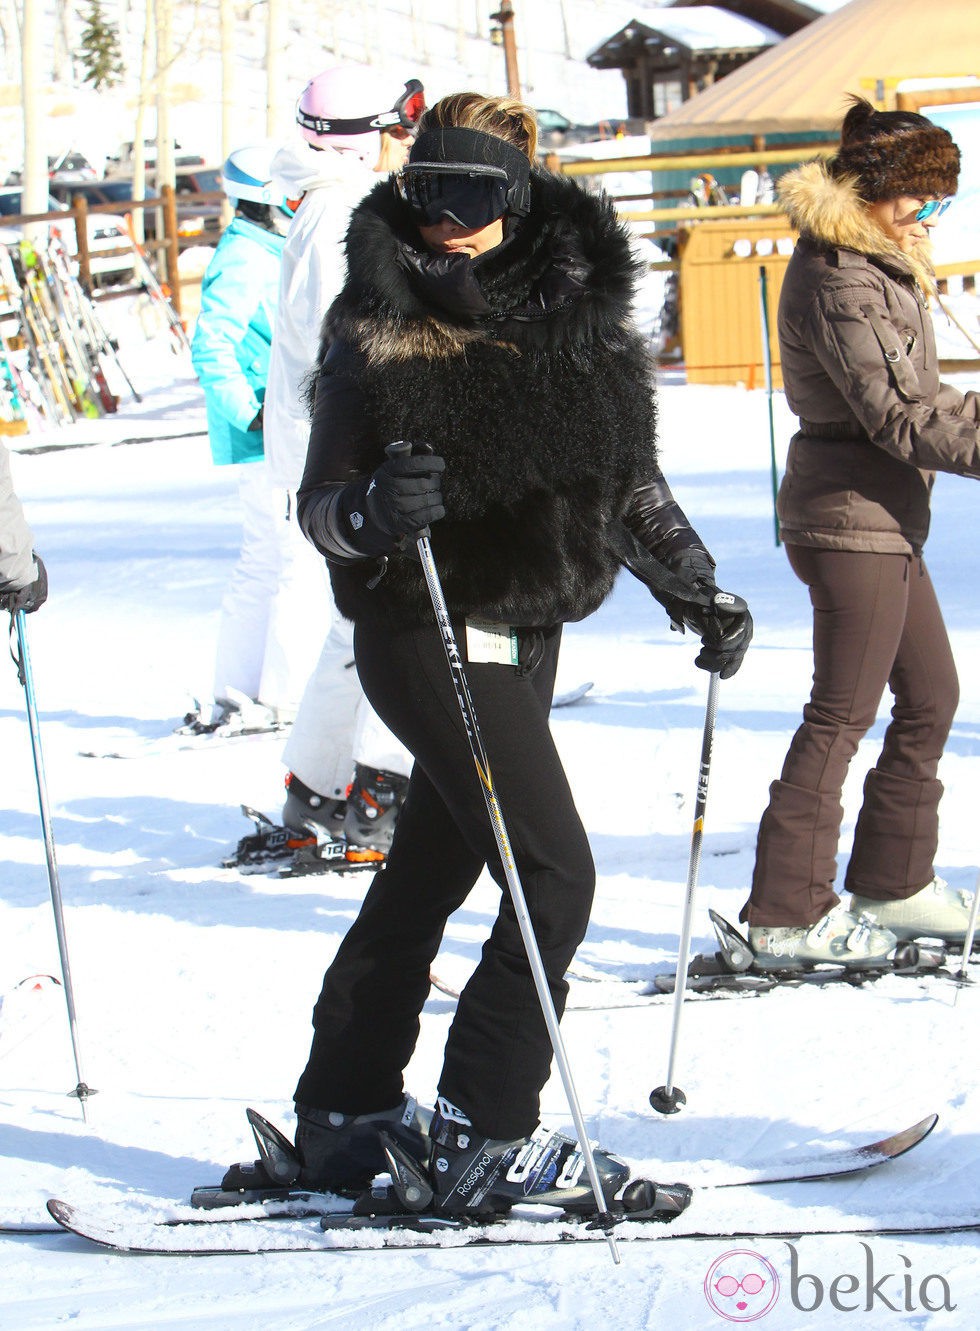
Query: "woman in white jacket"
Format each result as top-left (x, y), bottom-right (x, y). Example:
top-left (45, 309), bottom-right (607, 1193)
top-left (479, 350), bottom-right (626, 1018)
top-left (261, 66), bottom-right (423, 856)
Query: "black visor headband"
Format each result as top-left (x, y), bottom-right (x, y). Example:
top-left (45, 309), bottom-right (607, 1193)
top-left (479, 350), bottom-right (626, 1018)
top-left (404, 127), bottom-right (531, 218)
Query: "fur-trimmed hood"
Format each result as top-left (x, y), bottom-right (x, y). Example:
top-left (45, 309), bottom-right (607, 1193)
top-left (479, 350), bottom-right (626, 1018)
top-left (778, 159), bottom-right (936, 295)
top-left (323, 168), bottom-right (643, 364)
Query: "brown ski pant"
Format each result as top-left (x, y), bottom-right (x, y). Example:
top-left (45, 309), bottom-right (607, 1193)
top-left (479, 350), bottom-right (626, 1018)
top-left (742, 546), bottom-right (959, 927)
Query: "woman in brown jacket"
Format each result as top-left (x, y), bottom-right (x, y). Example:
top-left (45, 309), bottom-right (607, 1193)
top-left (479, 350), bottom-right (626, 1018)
top-left (741, 96), bottom-right (980, 968)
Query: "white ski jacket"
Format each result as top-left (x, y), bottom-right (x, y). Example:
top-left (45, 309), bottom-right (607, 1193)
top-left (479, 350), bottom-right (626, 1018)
top-left (263, 142), bottom-right (377, 490)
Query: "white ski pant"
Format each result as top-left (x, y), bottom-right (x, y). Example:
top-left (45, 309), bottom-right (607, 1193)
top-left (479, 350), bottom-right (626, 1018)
top-left (212, 462), bottom-right (284, 706)
top-left (282, 623), bottom-right (414, 801)
top-left (254, 484), bottom-right (335, 718)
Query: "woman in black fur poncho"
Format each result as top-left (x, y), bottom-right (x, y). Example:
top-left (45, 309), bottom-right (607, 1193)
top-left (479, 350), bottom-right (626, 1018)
top-left (276, 93), bottom-right (752, 1216)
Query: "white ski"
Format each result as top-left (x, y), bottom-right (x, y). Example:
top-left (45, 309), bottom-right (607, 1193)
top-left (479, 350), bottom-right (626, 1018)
top-left (551, 681), bottom-right (594, 708)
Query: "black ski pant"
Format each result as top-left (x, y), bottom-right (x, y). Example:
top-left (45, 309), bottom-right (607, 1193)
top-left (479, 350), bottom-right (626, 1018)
top-left (743, 547), bottom-right (958, 927)
top-left (293, 616), bottom-right (595, 1141)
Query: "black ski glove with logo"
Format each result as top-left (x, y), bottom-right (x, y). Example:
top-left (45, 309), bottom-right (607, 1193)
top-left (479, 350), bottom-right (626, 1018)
top-left (338, 446), bottom-right (446, 557)
top-left (664, 548), bottom-right (753, 679)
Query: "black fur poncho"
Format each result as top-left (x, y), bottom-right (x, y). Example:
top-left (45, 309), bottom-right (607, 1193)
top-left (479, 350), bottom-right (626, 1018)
top-left (299, 168), bottom-right (662, 629)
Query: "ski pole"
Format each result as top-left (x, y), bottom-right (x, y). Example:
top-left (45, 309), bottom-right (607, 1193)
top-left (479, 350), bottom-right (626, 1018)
top-left (121, 214), bottom-right (191, 354)
top-left (955, 868), bottom-right (980, 985)
top-left (650, 670), bottom-right (720, 1115)
top-left (395, 446), bottom-right (621, 1265)
top-left (10, 609), bottom-right (96, 1118)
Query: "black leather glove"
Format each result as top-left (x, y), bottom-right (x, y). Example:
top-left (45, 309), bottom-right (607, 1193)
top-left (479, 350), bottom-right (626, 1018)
top-left (1, 554), bottom-right (47, 614)
top-left (338, 445), bottom-right (445, 557)
top-left (248, 406), bottom-right (264, 431)
top-left (660, 548), bottom-right (753, 680)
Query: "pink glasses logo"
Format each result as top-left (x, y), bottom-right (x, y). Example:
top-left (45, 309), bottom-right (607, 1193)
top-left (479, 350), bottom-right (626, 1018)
top-left (705, 1249), bottom-right (780, 1322)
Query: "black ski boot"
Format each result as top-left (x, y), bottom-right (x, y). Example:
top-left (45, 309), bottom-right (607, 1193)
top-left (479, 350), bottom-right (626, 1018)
top-left (345, 1099), bottom-right (692, 1231)
top-left (282, 772), bottom-right (347, 838)
top-left (421, 1097), bottom-right (629, 1217)
top-left (343, 766), bottom-right (408, 857)
top-left (217, 1096), bottom-right (432, 1199)
top-left (293, 1096), bottom-right (432, 1193)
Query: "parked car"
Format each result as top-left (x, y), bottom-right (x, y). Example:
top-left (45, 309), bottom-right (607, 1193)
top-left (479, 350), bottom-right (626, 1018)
top-left (48, 150), bottom-right (100, 184)
top-left (174, 167), bottom-right (224, 242)
top-left (105, 139), bottom-right (206, 178)
top-left (0, 188), bottom-right (136, 287)
top-left (52, 175), bottom-right (222, 248)
top-left (5, 150), bottom-right (99, 187)
top-left (534, 108), bottom-right (643, 150)
top-left (49, 178), bottom-right (163, 240)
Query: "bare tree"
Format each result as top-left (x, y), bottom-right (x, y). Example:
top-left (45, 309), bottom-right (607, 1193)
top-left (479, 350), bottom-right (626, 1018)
top-left (220, 0), bottom-right (233, 163)
top-left (266, 0), bottom-right (284, 139)
top-left (129, 0), bottom-right (156, 243)
top-left (155, 0), bottom-right (176, 192)
top-left (19, 0), bottom-right (47, 237)
top-left (51, 0), bottom-right (73, 82)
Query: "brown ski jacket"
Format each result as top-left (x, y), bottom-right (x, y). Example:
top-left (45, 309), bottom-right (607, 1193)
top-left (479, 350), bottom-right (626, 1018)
top-left (775, 160), bottom-right (980, 554)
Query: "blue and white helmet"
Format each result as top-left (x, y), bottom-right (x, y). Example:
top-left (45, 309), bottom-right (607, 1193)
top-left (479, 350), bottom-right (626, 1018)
top-left (220, 143), bottom-right (290, 209)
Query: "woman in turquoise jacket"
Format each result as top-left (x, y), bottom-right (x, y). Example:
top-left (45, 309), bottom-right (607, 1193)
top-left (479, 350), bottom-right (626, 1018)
top-left (189, 144), bottom-right (292, 734)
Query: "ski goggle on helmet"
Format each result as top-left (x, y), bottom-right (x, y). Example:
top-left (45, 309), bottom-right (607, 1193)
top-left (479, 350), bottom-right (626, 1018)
top-left (296, 70), bottom-right (425, 146)
top-left (396, 127), bottom-right (531, 229)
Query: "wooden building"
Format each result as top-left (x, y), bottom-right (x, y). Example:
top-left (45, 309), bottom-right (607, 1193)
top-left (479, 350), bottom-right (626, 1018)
top-left (586, 2), bottom-right (831, 122)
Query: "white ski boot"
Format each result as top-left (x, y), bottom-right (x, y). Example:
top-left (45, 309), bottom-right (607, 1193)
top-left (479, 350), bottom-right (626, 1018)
top-left (177, 688), bottom-right (284, 739)
top-left (849, 877), bottom-right (975, 944)
top-left (748, 904), bottom-right (898, 970)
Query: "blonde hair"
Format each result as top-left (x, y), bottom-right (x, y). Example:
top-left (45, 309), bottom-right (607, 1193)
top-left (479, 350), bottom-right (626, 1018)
top-left (374, 127), bottom-right (411, 175)
top-left (417, 93), bottom-right (538, 162)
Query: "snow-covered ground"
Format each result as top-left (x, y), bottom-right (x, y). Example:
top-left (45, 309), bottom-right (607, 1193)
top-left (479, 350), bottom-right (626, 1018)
top-left (2, 305), bottom-right (980, 1328)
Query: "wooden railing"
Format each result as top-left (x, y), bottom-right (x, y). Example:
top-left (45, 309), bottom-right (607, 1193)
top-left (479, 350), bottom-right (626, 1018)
top-left (1, 183), bottom-right (222, 318)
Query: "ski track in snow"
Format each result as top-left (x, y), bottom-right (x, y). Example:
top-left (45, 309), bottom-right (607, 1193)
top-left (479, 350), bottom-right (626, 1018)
top-left (1, 299), bottom-right (980, 1328)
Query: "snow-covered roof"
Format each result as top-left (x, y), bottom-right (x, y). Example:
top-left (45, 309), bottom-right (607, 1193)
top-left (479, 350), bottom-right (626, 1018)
top-left (587, 9), bottom-right (781, 67)
top-left (644, 7), bottom-right (782, 51)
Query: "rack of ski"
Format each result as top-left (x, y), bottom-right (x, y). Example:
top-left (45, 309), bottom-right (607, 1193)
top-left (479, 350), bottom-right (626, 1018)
top-left (0, 231), bottom-right (145, 435)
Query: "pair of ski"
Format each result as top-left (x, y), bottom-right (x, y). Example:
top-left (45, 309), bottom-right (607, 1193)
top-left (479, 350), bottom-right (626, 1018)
top-left (79, 706), bottom-right (290, 760)
top-left (32, 1112), bottom-right (978, 1254)
top-left (430, 912), bottom-right (964, 1012)
top-left (651, 910), bottom-right (957, 997)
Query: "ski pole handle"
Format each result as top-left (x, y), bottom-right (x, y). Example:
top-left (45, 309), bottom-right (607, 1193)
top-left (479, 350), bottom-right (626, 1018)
top-left (385, 439), bottom-right (436, 546)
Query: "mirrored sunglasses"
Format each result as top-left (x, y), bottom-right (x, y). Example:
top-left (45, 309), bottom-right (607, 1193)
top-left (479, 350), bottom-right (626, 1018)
top-left (915, 197), bottom-right (952, 222)
top-left (397, 162), bottom-right (510, 229)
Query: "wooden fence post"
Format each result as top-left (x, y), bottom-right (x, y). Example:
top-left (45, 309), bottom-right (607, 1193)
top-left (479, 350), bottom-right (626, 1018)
top-left (161, 183), bottom-right (182, 317)
top-left (70, 195), bottom-right (92, 292)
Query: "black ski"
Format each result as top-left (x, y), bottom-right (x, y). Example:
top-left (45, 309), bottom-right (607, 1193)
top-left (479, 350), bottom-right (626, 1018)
top-left (35, 1114), bottom-right (941, 1254)
top-left (43, 1201), bottom-right (977, 1256)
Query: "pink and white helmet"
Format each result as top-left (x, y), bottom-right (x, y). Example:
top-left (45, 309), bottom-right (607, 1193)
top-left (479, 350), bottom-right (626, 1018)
top-left (296, 66), bottom-right (425, 157)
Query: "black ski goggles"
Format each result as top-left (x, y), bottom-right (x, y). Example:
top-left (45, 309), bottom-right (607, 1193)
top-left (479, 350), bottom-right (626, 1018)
top-left (396, 161), bottom-right (516, 229)
top-left (296, 79), bottom-right (426, 139)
